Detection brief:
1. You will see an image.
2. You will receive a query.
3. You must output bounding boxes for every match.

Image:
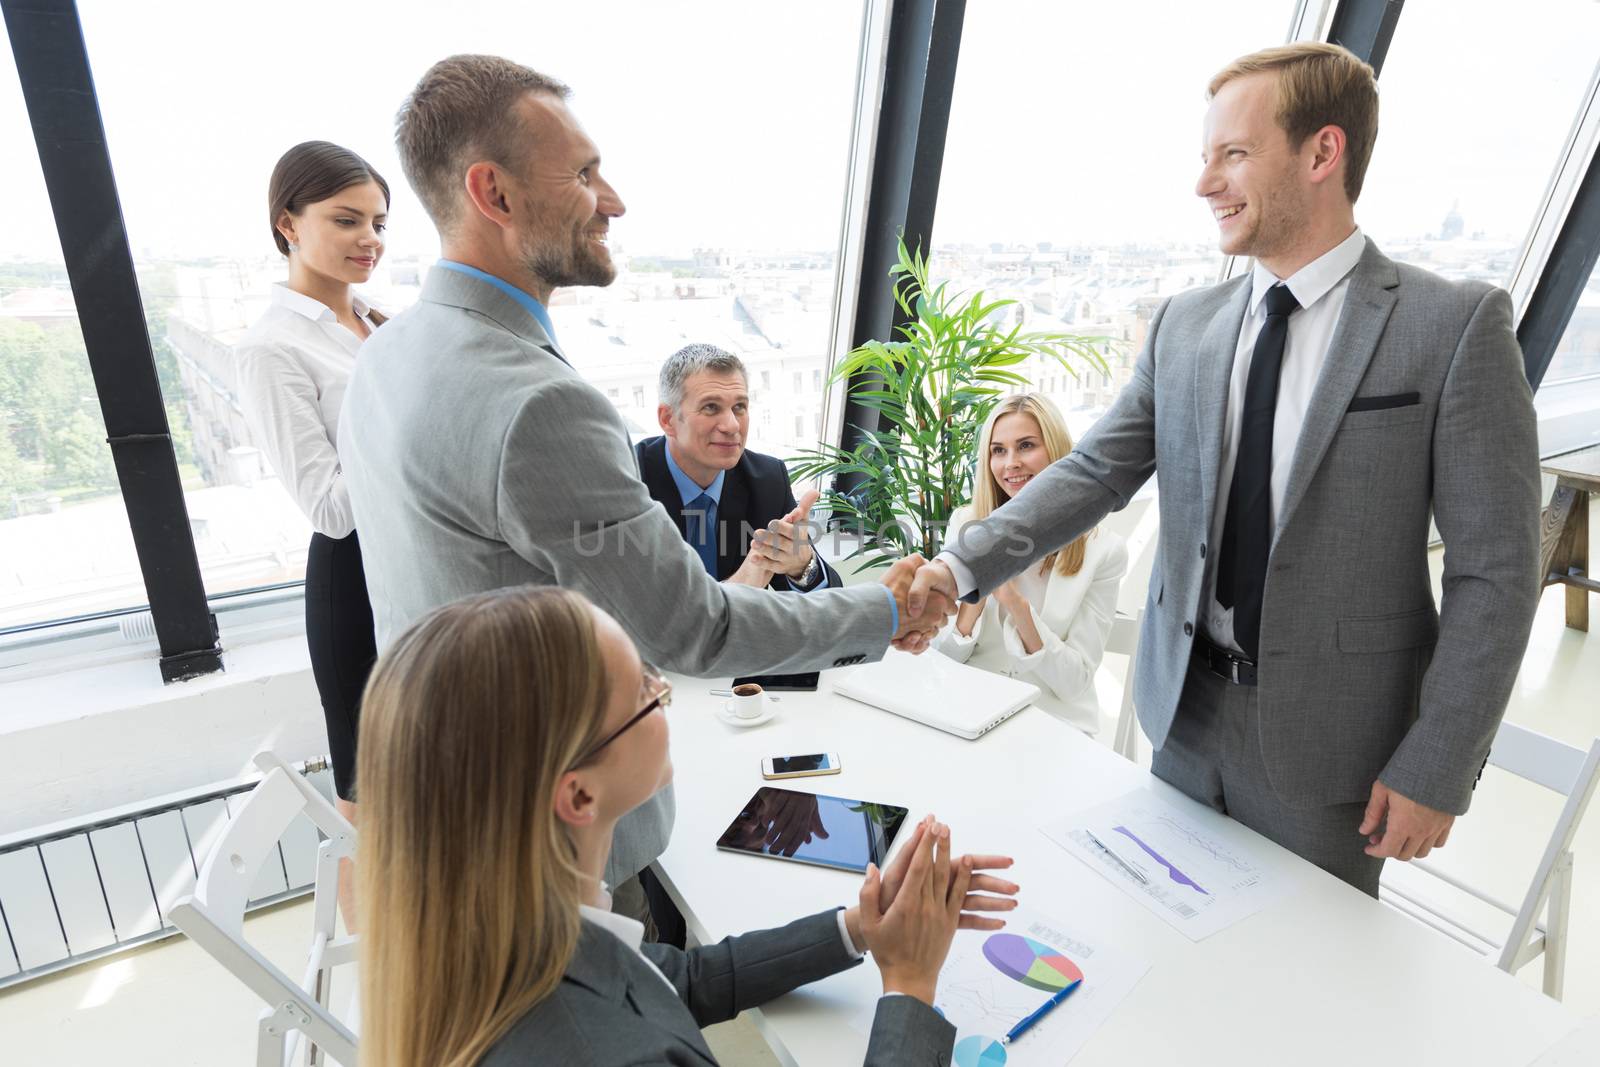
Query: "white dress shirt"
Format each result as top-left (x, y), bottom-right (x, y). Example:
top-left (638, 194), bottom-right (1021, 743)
top-left (936, 227), bottom-right (1366, 657)
top-left (234, 284), bottom-right (377, 539)
top-left (1201, 226), bottom-right (1365, 650)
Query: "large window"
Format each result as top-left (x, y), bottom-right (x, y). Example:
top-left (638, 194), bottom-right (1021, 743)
top-left (1356, 0), bottom-right (1600, 288)
top-left (70, 0), bottom-right (867, 605)
top-left (0, 37), bottom-right (149, 631)
top-left (929, 0), bottom-right (1297, 440)
top-left (1536, 259), bottom-right (1600, 456)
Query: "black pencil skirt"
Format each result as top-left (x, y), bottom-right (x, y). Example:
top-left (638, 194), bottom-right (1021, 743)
top-left (305, 531), bottom-right (378, 802)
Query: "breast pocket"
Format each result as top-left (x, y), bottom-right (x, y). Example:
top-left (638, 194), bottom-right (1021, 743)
top-left (1339, 404), bottom-right (1425, 431)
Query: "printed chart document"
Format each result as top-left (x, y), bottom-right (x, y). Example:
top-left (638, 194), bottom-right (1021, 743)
top-left (1041, 789), bottom-right (1287, 940)
top-left (856, 908), bottom-right (1148, 1066)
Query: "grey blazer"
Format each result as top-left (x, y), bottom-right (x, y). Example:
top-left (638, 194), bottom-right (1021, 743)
top-left (339, 268), bottom-right (894, 884)
top-left (947, 239), bottom-right (1541, 814)
top-left (478, 910), bottom-right (955, 1066)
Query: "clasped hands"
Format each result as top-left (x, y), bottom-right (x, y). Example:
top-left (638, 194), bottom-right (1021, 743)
top-left (887, 556), bottom-right (961, 652)
top-left (840, 815), bottom-right (1019, 1004)
top-left (729, 490), bottom-right (824, 587)
top-left (728, 496), bottom-right (964, 652)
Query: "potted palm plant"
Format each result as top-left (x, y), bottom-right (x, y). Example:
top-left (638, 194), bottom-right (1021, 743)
top-left (788, 237), bottom-right (1113, 570)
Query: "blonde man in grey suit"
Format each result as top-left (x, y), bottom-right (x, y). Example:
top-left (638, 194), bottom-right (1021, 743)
top-left (339, 56), bottom-right (955, 908)
top-left (909, 43), bottom-right (1542, 896)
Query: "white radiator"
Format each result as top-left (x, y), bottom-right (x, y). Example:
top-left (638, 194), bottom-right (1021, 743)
top-left (0, 759), bottom-right (334, 987)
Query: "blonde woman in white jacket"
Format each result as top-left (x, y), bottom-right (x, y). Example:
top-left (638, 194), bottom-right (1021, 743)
top-left (934, 394), bottom-right (1128, 735)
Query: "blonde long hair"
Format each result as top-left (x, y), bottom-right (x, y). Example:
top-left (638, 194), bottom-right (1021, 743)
top-left (970, 393), bottom-right (1088, 577)
top-left (357, 586), bottom-right (612, 1067)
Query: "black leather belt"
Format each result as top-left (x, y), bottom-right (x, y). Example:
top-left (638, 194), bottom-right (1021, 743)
top-left (1192, 634), bottom-right (1258, 686)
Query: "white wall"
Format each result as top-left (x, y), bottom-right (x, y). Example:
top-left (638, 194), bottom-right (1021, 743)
top-left (0, 636), bottom-right (325, 838)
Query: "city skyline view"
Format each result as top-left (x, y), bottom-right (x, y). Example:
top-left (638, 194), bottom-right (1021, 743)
top-left (4, 0), bottom-right (1600, 632)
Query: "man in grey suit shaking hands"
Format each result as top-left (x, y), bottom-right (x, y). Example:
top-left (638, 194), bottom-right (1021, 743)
top-left (339, 55), bottom-right (955, 896)
top-left (909, 42), bottom-right (1541, 895)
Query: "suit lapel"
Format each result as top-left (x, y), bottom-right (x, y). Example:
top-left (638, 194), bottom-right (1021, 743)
top-left (566, 923), bottom-right (718, 1065)
top-left (717, 460), bottom-right (753, 579)
top-left (1195, 279), bottom-right (1252, 536)
top-left (623, 970), bottom-right (719, 1064)
top-left (639, 440), bottom-right (691, 541)
top-left (1274, 242), bottom-right (1399, 542)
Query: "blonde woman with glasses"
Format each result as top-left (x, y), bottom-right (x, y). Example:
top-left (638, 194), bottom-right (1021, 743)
top-left (934, 394), bottom-right (1129, 735)
top-left (356, 586), bottom-right (1019, 1066)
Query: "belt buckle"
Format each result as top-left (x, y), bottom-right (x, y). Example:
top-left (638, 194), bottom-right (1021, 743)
top-left (1229, 657), bottom-right (1241, 685)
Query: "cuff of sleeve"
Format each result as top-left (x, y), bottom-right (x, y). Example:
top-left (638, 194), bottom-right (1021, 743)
top-left (783, 550), bottom-right (829, 592)
top-left (836, 907), bottom-right (867, 959)
top-left (881, 584), bottom-right (899, 638)
top-left (935, 551), bottom-right (978, 600)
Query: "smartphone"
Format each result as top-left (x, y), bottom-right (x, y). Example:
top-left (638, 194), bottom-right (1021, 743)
top-left (761, 752), bottom-right (842, 780)
top-left (733, 672), bottom-right (821, 692)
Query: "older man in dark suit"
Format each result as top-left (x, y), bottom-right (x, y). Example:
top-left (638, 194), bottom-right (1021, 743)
top-left (635, 343), bottom-right (841, 592)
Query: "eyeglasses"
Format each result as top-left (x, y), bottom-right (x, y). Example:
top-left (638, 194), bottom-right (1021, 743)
top-left (571, 663), bottom-right (672, 768)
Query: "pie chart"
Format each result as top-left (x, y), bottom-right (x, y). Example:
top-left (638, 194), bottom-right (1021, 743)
top-left (982, 932), bottom-right (1084, 993)
top-left (953, 1034), bottom-right (1007, 1067)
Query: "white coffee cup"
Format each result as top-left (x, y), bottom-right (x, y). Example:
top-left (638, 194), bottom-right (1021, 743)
top-left (730, 682), bottom-right (767, 719)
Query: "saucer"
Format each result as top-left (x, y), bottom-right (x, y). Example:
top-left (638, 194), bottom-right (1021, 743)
top-left (718, 700), bottom-right (776, 728)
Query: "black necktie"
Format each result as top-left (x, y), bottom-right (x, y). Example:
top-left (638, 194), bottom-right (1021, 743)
top-left (1217, 282), bottom-right (1300, 660)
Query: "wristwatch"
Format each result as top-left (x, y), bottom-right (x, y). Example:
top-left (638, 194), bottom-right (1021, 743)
top-left (793, 549), bottom-right (822, 590)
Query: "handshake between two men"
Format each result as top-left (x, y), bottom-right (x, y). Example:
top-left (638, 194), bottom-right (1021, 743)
top-left (735, 487), bottom-right (962, 652)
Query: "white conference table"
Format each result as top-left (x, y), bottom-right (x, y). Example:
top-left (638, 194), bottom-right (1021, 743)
top-left (653, 664), bottom-right (1584, 1067)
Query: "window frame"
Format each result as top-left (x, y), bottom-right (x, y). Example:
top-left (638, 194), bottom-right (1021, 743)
top-left (3, 0), bottom-right (221, 681)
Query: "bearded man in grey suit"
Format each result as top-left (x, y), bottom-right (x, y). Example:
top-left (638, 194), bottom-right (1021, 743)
top-left (911, 42), bottom-right (1541, 896)
top-left (340, 56), bottom-right (954, 908)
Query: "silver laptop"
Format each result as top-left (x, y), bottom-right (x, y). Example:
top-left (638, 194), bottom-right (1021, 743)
top-left (832, 649), bottom-right (1039, 740)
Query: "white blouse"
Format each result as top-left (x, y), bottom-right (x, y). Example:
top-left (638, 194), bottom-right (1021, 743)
top-left (933, 505), bottom-right (1128, 735)
top-left (234, 285), bottom-right (377, 539)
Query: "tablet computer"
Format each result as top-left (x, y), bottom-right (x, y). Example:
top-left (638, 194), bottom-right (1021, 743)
top-left (715, 787), bottom-right (908, 873)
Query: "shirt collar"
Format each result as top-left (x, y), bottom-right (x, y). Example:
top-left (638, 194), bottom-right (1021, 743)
top-left (433, 259), bottom-right (559, 349)
top-left (1250, 226), bottom-right (1365, 316)
top-left (270, 283), bottom-right (369, 323)
top-left (662, 439), bottom-right (725, 506)
top-left (577, 902), bottom-right (646, 955)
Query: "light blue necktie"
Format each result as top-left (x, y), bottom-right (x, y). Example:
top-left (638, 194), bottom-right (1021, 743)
top-left (686, 492), bottom-right (718, 576)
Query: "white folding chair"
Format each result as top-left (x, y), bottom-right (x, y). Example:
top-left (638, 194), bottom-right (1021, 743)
top-left (1106, 608), bottom-right (1144, 761)
top-left (1379, 723), bottom-right (1600, 1000)
top-left (169, 751), bottom-right (359, 1065)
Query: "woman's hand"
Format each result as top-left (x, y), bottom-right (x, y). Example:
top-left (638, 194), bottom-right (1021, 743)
top-left (871, 815), bottom-right (1017, 929)
top-left (953, 598), bottom-right (986, 638)
top-left (991, 580), bottom-right (1026, 613)
top-left (992, 579), bottom-right (1043, 654)
top-left (857, 819), bottom-right (974, 1005)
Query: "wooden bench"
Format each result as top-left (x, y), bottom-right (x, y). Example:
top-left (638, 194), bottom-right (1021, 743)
top-left (1541, 444), bottom-right (1600, 632)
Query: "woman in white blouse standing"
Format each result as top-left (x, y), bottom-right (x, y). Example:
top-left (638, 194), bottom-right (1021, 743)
top-left (934, 393), bottom-right (1128, 735)
top-left (235, 141), bottom-right (388, 924)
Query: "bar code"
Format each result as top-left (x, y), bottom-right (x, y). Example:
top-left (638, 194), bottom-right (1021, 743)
top-left (1172, 902), bottom-right (1197, 918)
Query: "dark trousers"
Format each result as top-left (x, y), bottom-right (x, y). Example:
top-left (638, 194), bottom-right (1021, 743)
top-left (1152, 661), bottom-right (1384, 897)
top-left (305, 531), bottom-right (378, 802)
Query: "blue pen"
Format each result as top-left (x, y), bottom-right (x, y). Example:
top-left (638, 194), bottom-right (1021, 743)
top-left (1001, 978), bottom-right (1082, 1046)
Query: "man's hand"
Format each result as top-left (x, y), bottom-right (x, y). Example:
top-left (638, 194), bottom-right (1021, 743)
top-left (724, 553), bottom-right (775, 587)
top-left (883, 554), bottom-right (956, 652)
top-left (895, 557), bottom-right (959, 651)
top-left (751, 489), bottom-right (821, 581)
top-left (907, 558), bottom-right (960, 619)
top-left (1360, 780), bottom-right (1456, 861)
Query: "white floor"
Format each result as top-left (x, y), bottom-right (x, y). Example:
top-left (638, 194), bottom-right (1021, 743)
top-left (3, 545), bottom-right (1598, 1066)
